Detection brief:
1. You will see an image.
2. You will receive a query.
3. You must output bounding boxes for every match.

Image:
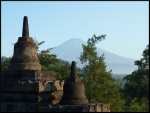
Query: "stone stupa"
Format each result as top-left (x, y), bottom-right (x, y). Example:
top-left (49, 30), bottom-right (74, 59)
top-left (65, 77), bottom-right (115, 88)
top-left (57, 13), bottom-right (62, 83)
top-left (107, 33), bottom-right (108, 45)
top-left (59, 61), bottom-right (88, 105)
top-left (39, 61), bottom-right (110, 112)
top-left (10, 16), bottom-right (41, 71)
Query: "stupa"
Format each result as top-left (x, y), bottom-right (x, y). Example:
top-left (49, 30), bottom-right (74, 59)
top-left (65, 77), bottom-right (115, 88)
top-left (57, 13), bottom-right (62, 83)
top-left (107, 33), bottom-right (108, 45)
top-left (10, 16), bottom-right (41, 71)
top-left (60, 61), bottom-right (88, 105)
top-left (39, 61), bottom-right (110, 112)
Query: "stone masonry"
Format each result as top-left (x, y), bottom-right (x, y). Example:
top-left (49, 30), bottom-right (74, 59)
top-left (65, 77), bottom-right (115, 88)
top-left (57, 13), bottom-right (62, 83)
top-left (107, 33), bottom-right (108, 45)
top-left (1, 16), bottom-right (64, 112)
top-left (1, 16), bottom-right (110, 112)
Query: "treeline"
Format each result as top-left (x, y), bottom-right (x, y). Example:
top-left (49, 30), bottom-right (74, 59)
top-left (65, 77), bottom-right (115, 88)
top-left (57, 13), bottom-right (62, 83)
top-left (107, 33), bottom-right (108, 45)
top-left (1, 35), bottom-right (149, 112)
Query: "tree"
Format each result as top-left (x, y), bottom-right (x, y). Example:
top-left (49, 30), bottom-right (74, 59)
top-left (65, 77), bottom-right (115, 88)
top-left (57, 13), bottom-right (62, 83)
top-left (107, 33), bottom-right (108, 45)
top-left (122, 44), bottom-right (149, 112)
top-left (34, 38), bottom-right (70, 80)
top-left (38, 48), bottom-right (59, 70)
top-left (135, 45), bottom-right (149, 70)
top-left (80, 34), bottom-right (124, 112)
top-left (1, 56), bottom-right (11, 71)
top-left (54, 60), bottom-right (70, 81)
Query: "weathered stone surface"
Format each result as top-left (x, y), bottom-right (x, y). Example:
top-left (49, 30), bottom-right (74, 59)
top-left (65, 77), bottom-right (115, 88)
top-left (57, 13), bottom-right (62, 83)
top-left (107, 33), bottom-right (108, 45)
top-left (38, 103), bottom-right (110, 112)
top-left (19, 81), bottom-right (39, 92)
top-left (1, 70), bottom-right (42, 81)
top-left (22, 16), bottom-right (29, 38)
top-left (60, 61), bottom-right (88, 105)
top-left (9, 16), bottom-right (41, 71)
top-left (39, 80), bottom-right (63, 92)
top-left (53, 80), bottom-right (64, 91)
top-left (41, 71), bottom-right (56, 81)
top-left (38, 93), bottom-right (55, 102)
top-left (21, 70), bottom-right (42, 80)
top-left (38, 81), bottom-right (63, 105)
top-left (88, 103), bottom-right (110, 112)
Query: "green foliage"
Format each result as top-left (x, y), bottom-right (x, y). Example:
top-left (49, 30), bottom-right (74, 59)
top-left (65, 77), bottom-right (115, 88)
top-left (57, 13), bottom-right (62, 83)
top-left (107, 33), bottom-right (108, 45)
top-left (34, 38), bottom-right (70, 80)
top-left (53, 60), bottom-right (70, 81)
top-left (122, 44), bottom-right (149, 112)
top-left (80, 34), bottom-right (124, 112)
top-left (112, 74), bottom-right (126, 89)
top-left (34, 38), bottom-right (58, 70)
top-left (123, 97), bottom-right (149, 112)
top-left (1, 56), bottom-right (11, 70)
top-left (38, 48), bottom-right (59, 70)
top-left (33, 38), bottom-right (45, 52)
top-left (135, 45), bottom-right (149, 70)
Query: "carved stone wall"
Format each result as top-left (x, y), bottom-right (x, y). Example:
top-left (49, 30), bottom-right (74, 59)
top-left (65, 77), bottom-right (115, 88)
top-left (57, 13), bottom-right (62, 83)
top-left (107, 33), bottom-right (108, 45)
top-left (38, 104), bottom-right (110, 112)
top-left (0, 70), bottom-right (64, 112)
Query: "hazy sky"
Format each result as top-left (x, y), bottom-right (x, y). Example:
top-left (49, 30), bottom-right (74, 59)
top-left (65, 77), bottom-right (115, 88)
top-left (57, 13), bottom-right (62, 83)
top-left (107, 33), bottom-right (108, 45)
top-left (1, 1), bottom-right (149, 60)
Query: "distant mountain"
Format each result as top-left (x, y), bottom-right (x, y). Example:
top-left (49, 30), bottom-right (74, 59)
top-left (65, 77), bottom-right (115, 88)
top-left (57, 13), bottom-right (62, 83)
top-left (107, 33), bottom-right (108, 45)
top-left (50, 38), bottom-right (138, 74)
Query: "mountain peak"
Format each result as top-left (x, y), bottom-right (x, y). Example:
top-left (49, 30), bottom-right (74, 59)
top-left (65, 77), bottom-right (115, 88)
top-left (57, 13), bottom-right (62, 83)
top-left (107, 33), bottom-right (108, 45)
top-left (67, 38), bottom-right (85, 41)
top-left (50, 38), bottom-right (137, 74)
top-left (62, 38), bottom-right (86, 45)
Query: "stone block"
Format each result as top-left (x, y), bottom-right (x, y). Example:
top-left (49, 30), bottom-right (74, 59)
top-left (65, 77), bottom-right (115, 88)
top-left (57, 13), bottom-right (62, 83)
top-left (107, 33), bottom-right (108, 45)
top-left (23, 94), bottom-right (38, 102)
top-left (21, 70), bottom-right (42, 81)
top-left (18, 80), bottom-right (39, 92)
top-left (38, 92), bottom-right (55, 102)
top-left (41, 71), bottom-right (56, 81)
top-left (51, 90), bottom-right (63, 99)
top-left (53, 80), bottom-right (64, 91)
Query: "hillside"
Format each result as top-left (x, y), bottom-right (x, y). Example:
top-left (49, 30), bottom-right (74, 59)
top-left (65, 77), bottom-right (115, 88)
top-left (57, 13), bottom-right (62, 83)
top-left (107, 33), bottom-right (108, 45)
top-left (50, 38), bottom-right (138, 74)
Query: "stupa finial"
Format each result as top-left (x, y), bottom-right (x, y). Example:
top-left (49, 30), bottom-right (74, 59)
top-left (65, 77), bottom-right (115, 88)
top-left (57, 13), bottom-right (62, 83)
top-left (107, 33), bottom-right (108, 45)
top-left (70, 61), bottom-right (77, 79)
top-left (22, 16), bottom-right (29, 38)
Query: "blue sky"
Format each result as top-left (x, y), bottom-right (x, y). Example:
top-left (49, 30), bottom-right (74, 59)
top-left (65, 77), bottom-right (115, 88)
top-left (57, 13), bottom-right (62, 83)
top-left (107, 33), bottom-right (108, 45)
top-left (1, 1), bottom-right (149, 60)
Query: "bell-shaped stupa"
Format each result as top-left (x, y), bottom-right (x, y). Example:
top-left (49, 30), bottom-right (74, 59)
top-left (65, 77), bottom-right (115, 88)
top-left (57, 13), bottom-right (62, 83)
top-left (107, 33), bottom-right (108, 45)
top-left (9, 16), bottom-right (41, 70)
top-left (59, 61), bottom-right (88, 105)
